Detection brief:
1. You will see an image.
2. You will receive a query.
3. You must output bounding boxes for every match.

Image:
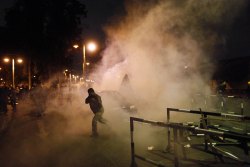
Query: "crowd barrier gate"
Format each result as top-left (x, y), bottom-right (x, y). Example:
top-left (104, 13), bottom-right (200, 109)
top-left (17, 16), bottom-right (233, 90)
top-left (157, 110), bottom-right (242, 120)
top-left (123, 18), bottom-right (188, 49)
top-left (130, 116), bottom-right (250, 167)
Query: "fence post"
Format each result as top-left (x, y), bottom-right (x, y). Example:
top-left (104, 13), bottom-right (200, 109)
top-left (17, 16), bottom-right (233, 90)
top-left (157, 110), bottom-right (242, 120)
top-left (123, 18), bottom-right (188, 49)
top-left (173, 128), bottom-right (179, 167)
top-left (241, 102), bottom-right (244, 115)
top-left (165, 108), bottom-right (171, 152)
top-left (130, 117), bottom-right (137, 167)
top-left (179, 129), bottom-right (187, 159)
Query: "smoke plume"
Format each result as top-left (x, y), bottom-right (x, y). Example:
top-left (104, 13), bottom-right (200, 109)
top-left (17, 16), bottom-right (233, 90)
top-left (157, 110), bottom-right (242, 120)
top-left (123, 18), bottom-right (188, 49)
top-left (90, 0), bottom-right (247, 119)
top-left (1, 2), bottom-right (249, 166)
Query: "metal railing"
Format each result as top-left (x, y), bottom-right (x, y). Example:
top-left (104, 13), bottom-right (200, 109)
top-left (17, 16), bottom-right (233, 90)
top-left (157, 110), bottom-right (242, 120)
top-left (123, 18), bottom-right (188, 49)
top-left (130, 116), bottom-right (250, 167)
top-left (189, 94), bottom-right (250, 115)
top-left (166, 108), bottom-right (250, 161)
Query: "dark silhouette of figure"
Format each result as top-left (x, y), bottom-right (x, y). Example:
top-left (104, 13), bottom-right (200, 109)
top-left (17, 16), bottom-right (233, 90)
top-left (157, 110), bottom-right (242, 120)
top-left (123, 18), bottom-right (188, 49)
top-left (0, 86), bottom-right (9, 114)
top-left (85, 88), bottom-right (106, 137)
top-left (9, 87), bottom-right (17, 112)
top-left (217, 81), bottom-right (227, 94)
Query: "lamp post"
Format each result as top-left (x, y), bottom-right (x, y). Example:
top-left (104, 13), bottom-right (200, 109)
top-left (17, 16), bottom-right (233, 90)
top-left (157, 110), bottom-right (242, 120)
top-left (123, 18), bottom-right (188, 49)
top-left (83, 42), bottom-right (96, 80)
top-left (85, 62), bottom-right (90, 79)
top-left (83, 45), bottom-right (86, 79)
top-left (73, 42), bottom-right (97, 81)
top-left (3, 58), bottom-right (23, 88)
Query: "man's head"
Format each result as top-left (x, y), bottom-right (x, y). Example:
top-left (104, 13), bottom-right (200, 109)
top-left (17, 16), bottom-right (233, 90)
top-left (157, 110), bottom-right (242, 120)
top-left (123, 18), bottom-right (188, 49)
top-left (88, 88), bottom-right (95, 94)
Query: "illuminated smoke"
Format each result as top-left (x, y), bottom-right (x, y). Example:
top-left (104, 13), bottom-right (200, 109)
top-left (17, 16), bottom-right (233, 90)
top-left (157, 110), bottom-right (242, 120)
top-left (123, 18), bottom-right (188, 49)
top-left (1, 1), bottom-right (248, 166)
top-left (90, 0), bottom-right (247, 119)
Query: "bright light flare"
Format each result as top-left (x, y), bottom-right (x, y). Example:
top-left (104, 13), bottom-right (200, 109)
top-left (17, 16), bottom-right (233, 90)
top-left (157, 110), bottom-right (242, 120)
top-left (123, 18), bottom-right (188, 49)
top-left (73, 44), bottom-right (79, 49)
top-left (3, 58), bottom-right (23, 63)
top-left (17, 59), bottom-right (23, 63)
top-left (3, 58), bottom-right (10, 63)
top-left (87, 42), bottom-right (97, 52)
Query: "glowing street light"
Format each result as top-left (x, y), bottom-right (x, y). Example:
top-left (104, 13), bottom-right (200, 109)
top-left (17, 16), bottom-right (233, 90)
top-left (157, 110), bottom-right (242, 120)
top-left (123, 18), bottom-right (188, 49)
top-left (87, 43), bottom-right (96, 52)
top-left (17, 59), bottom-right (23, 63)
top-left (73, 44), bottom-right (79, 49)
top-left (73, 41), bottom-right (97, 80)
top-left (85, 62), bottom-right (91, 80)
top-left (83, 42), bottom-right (97, 80)
top-left (3, 57), bottom-right (23, 88)
top-left (63, 69), bottom-right (68, 79)
top-left (3, 58), bottom-right (10, 63)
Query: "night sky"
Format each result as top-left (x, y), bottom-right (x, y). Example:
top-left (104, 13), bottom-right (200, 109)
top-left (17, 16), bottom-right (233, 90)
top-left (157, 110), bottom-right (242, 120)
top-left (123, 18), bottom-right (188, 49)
top-left (0, 0), bottom-right (249, 60)
top-left (81, 0), bottom-right (125, 44)
top-left (0, 0), bottom-right (14, 25)
top-left (0, 0), bottom-right (125, 45)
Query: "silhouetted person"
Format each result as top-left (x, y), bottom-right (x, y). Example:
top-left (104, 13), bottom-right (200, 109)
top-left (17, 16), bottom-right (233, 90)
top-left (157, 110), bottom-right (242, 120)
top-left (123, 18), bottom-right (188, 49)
top-left (217, 81), bottom-right (227, 94)
top-left (85, 88), bottom-right (106, 137)
top-left (0, 86), bottom-right (9, 114)
top-left (9, 87), bottom-right (17, 112)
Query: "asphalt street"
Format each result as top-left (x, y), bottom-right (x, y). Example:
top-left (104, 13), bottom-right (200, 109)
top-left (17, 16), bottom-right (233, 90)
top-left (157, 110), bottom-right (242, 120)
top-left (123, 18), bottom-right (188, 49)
top-left (0, 94), bottom-right (249, 167)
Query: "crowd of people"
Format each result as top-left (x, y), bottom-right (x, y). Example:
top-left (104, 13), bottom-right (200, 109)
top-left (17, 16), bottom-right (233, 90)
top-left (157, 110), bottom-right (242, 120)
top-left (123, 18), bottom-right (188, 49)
top-left (0, 85), bottom-right (23, 114)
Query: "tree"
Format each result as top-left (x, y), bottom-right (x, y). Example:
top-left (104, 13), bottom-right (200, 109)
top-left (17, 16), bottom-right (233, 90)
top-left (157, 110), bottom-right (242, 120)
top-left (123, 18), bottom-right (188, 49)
top-left (4, 0), bottom-right (87, 79)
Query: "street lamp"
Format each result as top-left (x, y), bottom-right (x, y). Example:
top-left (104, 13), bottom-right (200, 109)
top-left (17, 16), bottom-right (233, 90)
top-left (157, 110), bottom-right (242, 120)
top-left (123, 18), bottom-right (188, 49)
top-left (73, 41), bottom-right (97, 80)
top-left (3, 57), bottom-right (23, 88)
top-left (85, 62), bottom-right (90, 79)
top-left (83, 42), bottom-right (97, 80)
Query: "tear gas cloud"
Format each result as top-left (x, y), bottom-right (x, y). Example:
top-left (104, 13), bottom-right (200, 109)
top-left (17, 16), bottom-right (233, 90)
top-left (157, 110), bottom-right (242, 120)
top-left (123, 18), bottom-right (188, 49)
top-left (24, 0), bottom-right (248, 153)
top-left (90, 0), bottom-right (247, 119)
top-left (2, 1), bottom-right (248, 166)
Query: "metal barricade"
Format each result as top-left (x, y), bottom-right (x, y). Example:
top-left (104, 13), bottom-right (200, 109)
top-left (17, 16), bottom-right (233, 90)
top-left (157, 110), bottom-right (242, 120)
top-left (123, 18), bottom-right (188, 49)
top-left (190, 94), bottom-right (246, 115)
top-left (130, 116), bottom-right (250, 167)
top-left (165, 108), bottom-right (250, 160)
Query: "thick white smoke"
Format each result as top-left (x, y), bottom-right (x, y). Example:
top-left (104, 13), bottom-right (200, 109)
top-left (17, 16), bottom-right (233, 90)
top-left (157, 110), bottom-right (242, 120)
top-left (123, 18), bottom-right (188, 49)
top-left (90, 0), bottom-right (247, 119)
top-left (1, 2), bottom-right (249, 166)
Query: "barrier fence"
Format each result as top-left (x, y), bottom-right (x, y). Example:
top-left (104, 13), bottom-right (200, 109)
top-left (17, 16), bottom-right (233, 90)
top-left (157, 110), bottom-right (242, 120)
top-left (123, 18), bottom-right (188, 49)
top-left (166, 108), bottom-right (250, 163)
top-left (130, 116), bottom-right (250, 167)
top-left (190, 94), bottom-right (250, 115)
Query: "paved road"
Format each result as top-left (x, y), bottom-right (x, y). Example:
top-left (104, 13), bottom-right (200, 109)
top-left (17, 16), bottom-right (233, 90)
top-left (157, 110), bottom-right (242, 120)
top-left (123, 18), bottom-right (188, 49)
top-left (0, 97), bottom-right (133, 167)
top-left (0, 96), bottom-right (249, 167)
